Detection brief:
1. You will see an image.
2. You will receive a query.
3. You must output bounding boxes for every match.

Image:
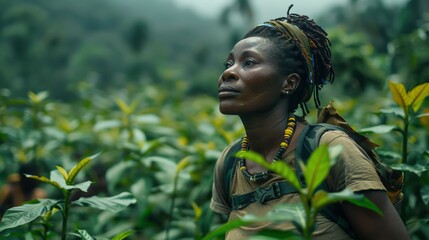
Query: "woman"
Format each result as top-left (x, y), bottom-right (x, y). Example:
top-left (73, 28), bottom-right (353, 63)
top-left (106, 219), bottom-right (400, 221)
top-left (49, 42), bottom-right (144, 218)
top-left (210, 6), bottom-right (409, 240)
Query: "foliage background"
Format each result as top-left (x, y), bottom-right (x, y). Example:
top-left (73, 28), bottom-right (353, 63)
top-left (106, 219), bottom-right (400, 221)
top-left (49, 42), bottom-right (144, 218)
top-left (0, 0), bottom-right (428, 239)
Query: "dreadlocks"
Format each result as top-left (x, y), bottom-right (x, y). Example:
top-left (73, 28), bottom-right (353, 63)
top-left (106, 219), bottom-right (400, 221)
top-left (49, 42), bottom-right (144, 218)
top-left (243, 5), bottom-right (334, 116)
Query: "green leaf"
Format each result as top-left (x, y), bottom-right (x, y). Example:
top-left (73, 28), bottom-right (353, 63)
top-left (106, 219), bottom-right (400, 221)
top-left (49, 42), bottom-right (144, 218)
top-left (392, 163), bottom-right (428, 177)
top-left (191, 202), bottom-right (202, 221)
top-left (67, 153), bottom-right (99, 184)
top-left (304, 144), bottom-right (331, 195)
top-left (201, 218), bottom-right (254, 240)
top-left (176, 156), bottom-right (190, 173)
top-left (377, 151), bottom-right (401, 162)
top-left (416, 112), bottom-right (429, 118)
top-left (73, 192), bottom-right (136, 212)
top-left (93, 120), bottom-right (122, 131)
top-left (0, 199), bottom-right (58, 232)
top-left (28, 91), bottom-right (49, 104)
top-left (237, 151), bottom-right (301, 190)
top-left (56, 166), bottom-right (68, 180)
top-left (359, 125), bottom-right (400, 134)
top-left (388, 81), bottom-right (410, 112)
top-left (313, 189), bottom-right (382, 215)
top-left (106, 161), bottom-right (137, 192)
top-left (248, 230), bottom-right (303, 240)
top-left (408, 82), bottom-right (429, 112)
top-left (269, 203), bottom-right (306, 226)
top-left (133, 114), bottom-right (161, 124)
top-left (115, 98), bottom-right (133, 115)
top-left (112, 230), bottom-right (134, 240)
top-left (421, 185), bottom-right (429, 206)
top-left (24, 174), bottom-right (62, 190)
top-left (25, 232), bottom-right (35, 240)
top-left (76, 229), bottom-right (95, 240)
top-left (202, 203), bottom-right (305, 240)
top-left (379, 108), bottom-right (405, 119)
top-left (328, 145), bottom-right (343, 166)
top-left (50, 170), bottom-right (92, 192)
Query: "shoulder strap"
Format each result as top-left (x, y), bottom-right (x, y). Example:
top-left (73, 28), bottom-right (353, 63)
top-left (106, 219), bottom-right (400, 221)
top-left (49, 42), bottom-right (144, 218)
top-left (296, 123), bottom-right (355, 238)
top-left (222, 140), bottom-right (242, 207)
top-left (296, 123), bottom-right (343, 163)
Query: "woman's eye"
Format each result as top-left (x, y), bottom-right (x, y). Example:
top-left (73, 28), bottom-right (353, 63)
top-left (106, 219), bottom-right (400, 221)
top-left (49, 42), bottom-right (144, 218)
top-left (243, 59), bottom-right (255, 67)
top-left (224, 61), bottom-right (233, 69)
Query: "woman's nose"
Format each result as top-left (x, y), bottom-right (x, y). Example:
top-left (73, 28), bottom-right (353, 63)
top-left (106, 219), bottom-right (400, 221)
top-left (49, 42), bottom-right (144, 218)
top-left (220, 66), bottom-right (238, 82)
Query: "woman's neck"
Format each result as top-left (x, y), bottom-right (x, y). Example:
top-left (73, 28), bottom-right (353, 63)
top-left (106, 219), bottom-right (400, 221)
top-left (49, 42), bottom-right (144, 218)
top-left (240, 109), bottom-right (293, 158)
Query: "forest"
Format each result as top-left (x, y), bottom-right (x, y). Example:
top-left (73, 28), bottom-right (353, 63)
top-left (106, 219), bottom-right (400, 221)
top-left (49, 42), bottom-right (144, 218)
top-left (0, 0), bottom-right (428, 239)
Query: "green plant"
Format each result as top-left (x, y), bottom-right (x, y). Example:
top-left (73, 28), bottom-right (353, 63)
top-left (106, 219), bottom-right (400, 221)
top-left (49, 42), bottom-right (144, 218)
top-left (359, 81), bottom-right (429, 236)
top-left (0, 153), bottom-right (137, 239)
top-left (202, 144), bottom-right (381, 239)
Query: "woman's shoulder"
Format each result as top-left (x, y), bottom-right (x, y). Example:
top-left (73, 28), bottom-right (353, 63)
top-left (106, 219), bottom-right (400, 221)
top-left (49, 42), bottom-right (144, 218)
top-left (318, 128), bottom-right (353, 145)
top-left (215, 139), bottom-right (242, 170)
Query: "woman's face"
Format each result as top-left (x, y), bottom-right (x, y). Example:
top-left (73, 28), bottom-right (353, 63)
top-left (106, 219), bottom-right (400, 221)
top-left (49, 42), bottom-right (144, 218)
top-left (218, 36), bottom-right (287, 115)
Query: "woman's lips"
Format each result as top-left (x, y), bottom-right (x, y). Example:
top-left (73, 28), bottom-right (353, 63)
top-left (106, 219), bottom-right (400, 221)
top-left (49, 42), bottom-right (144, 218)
top-left (218, 91), bottom-right (240, 98)
top-left (218, 86), bottom-right (239, 98)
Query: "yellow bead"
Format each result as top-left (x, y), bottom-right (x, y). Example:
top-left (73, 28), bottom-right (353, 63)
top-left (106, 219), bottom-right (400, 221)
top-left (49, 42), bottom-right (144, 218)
top-left (240, 166), bottom-right (247, 171)
top-left (280, 142), bottom-right (288, 147)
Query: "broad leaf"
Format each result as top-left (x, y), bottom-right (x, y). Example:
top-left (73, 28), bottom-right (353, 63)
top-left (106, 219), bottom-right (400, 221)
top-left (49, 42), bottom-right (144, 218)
top-left (388, 81), bottom-right (410, 112)
top-left (133, 114), bottom-right (160, 124)
top-left (379, 108), bottom-right (405, 119)
top-left (359, 125), bottom-right (400, 134)
top-left (112, 230), bottom-right (134, 240)
top-left (73, 192), bottom-right (136, 212)
top-left (0, 199), bottom-right (58, 232)
top-left (237, 151), bottom-right (301, 190)
top-left (106, 161), bottom-right (137, 192)
top-left (25, 232), bottom-right (35, 240)
top-left (67, 153), bottom-right (99, 184)
top-left (201, 204), bottom-right (305, 240)
top-left (50, 170), bottom-right (92, 192)
top-left (304, 144), bottom-right (331, 195)
top-left (248, 230), bottom-right (303, 240)
top-left (28, 91), bottom-right (48, 104)
top-left (392, 163), bottom-right (428, 177)
top-left (201, 218), bottom-right (254, 240)
top-left (328, 145), bottom-right (343, 166)
top-left (24, 174), bottom-right (61, 190)
top-left (313, 189), bottom-right (382, 215)
top-left (76, 229), bottom-right (95, 240)
top-left (408, 82), bottom-right (429, 112)
top-left (269, 204), bottom-right (306, 226)
top-left (417, 112), bottom-right (429, 118)
top-left (421, 186), bottom-right (429, 205)
top-left (93, 120), bottom-right (121, 132)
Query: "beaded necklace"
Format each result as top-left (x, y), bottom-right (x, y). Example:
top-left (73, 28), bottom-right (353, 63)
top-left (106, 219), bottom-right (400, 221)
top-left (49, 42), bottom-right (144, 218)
top-left (238, 117), bottom-right (296, 182)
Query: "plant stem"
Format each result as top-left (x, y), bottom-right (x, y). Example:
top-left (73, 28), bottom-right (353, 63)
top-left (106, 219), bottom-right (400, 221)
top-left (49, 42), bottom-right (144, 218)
top-left (61, 191), bottom-right (71, 240)
top-left (300, 194), bottom-right (313, 240)
top-left (401, 115), bottom-right (409, 164)
top-left (166, 172), bottom-right (179, 240)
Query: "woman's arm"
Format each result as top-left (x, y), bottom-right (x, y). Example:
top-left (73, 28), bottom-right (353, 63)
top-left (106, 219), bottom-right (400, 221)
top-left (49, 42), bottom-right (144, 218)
top-left (341, 190), bottom-right (409, 240)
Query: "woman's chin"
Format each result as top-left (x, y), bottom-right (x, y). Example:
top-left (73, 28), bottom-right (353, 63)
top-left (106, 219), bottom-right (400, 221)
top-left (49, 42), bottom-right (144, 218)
top-left (219, 106), bottom-right (238, 115)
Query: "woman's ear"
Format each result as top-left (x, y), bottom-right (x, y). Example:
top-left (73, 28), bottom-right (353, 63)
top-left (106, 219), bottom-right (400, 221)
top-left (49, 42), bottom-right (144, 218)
top-left (281, 73), bottom-right (301, 95)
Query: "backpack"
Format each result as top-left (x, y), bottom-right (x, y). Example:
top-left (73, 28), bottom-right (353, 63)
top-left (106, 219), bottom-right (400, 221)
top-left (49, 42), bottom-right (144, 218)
top-left (222, 102), bottom-right (404, 235)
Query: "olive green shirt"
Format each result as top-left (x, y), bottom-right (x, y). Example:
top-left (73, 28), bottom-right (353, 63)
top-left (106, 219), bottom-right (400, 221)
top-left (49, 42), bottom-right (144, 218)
top-left (210, 130), bottom-right (386, 239)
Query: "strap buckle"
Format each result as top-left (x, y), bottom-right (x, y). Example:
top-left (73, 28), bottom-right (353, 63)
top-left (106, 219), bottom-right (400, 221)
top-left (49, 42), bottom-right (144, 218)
top-left (254, 182), bottom-right (282, 204)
